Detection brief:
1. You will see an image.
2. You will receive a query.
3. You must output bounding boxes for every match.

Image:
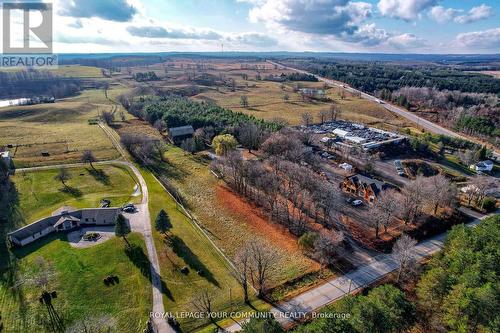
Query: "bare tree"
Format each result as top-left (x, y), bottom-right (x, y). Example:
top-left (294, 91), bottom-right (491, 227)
top-left (240, 95), bottom-right (249, 108)
top-left (329, 104), bottom-right (339, 121)
top-left (458, 149), bottom-right (477, 166)
top-left (301, 112), bottom-right (313, 127)
top-left (371, 189), bottom-right (401, 238)
top-left (153, 119), bottom-right (167, 133)
top-left (54, 168), bottom-right (71, 187)
top-left (81, 150), bottom-right (97, 170)
top-left (190, 290), bottom-right (215, 323)
top-left (313, 231), bottom-right (345, 268)
top-left (234, 246), bottom-right (252, 303)
top-left (423, 174), bottom-right (457, 215)
top-left (319, 110), bottom-right (329, 124)
top-left (392, 234), bottom-right (418, 283)
top-left (399, 176), bottom-right (427, 224)
top-left (471, 176), bottom-right (499, 209)
top-left (248, 241), bottom-right (276, 298)
top-left (238, 123), bottom-right (264, 153)
top-left (101, 111), bottom-right (114, 125)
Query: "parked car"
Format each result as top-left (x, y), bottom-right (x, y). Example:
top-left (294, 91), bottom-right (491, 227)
top-left (351, 200), bottom-right (363, 207)
top-left (122, 204), bottom-right (136, 213)
top-left (394, 160), bottom-right (405, 176)
top-left (122, 206), bottom-right (135, 213)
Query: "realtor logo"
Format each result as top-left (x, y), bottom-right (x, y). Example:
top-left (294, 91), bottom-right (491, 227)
top-left (2, 2), bottom-right (53, 54)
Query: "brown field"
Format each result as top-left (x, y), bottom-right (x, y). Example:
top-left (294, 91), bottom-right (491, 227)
top-left (156, 145), bottom-right (319, 287)
top-left (467, 70), bottom-right (500, 78)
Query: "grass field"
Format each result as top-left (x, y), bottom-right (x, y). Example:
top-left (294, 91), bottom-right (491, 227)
top-left (155, 147), bottom-right (319, 287)
top-left (0, 87), bottom-right (128, 167)
top-left (11, 164), bottom-right (141, 226)
top-left (142, 167), bottom-right (271, 332)
top-left (0, 233), bottom-right (151, 333)
top-left (193, 80), bottom-right (411, 131)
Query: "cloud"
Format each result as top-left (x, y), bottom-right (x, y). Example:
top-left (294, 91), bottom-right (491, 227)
top-left (248, 0), bottom-right (372, 36)
top-left (455, 4), bottom-right (494, 24)
top-left (230, 33), bottom-right (278, 47)
top-left (377, 0), bottom-right (437, 21)
top-left (126, 26), bottom-right (222, 40)
top-left (388, 33), bottom-right (426, 48)
top-left (56, 34), bottom-right (126, 46)
top-left (347, 23), bottom-right (390, 46)
top-left (428, 6), bottom-right (461, 24)
top-left (429, 4), bottom-right (493, 24)
top-left (455, 28), bottom-right (500, 49)
top-left (59, 0), bottom-right (137, 22)
top-left (68, 19), bottom-right (83, 29)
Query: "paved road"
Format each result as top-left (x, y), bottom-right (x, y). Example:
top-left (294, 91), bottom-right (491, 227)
top-left (122, 163), bottom-right (175, 333)
top-left (224, 211), bottom-right (495, 332)
top-left (267, 61), bottom-right (499, 160)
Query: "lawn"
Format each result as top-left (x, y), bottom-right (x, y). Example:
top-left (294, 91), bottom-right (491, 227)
top-left (11, 164), bottom-right (141, 226)
top-left (142, 167), bottom-right (270, 332)
top-left (0, 233), bottom-right (151, 333)
top-left (0, 87), bottom-right (129, 167)
top-left (154, 147), bottom-right (319, 288)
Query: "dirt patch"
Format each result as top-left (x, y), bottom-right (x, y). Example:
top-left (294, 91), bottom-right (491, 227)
top-left (113, 119), bottom-right (164, 139)
top-left (216, 185), bottom-right (315, 259)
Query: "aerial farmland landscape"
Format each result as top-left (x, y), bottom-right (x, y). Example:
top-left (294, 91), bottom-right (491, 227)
top-left (0, 1), bottom-right (499, 333)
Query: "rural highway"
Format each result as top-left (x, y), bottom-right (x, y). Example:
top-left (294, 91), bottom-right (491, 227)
top-left (267, 61), bottom-right (499, 160)
top-left (224, 210), bottom-right (496, 332)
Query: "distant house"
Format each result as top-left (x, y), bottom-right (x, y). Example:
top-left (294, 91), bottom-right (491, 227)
top-left (471, 160), bottom-right (494, 173)
top-left (0, 151), bottom-right (13, 173)
top-left (341, 174), bottom-right (389, 203)
top-left (168, 125), bottom-right (194, 144)
top-left (8, 206), bottom-right (121, 247)
top-left (299, 88), bottom-right (325, 98)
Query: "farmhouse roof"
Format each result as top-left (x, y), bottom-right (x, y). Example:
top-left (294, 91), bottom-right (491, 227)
top-left (7, 207), bottom-right (120, 242)
top-left (8, 215), bottom-right (60, 241)
top-left (169, 125), bottom-right (194, 137)
top-left (54, 214), bottom-right (80, 228)
top-left (81, 208), bottom-right (120, 222)
top-left (348, 174), bottom-right (387, 194)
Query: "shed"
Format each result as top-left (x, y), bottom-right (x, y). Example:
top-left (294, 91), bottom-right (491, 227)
top-left (168, 125), bottom-right (194, 143)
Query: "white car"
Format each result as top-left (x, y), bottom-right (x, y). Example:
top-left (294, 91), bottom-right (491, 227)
top-left (352, 200), bottom-right (363, 207)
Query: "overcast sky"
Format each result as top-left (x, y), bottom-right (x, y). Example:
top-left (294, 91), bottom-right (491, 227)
top-left (4, 0), bottom-right (500, 53)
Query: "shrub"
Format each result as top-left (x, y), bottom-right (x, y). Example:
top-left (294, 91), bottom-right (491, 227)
top-left (482, 197), bottom-right (496, 212)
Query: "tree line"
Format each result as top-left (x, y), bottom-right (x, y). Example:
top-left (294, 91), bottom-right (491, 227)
top-left (120, 94), bottom-right (283, 134)
top-left (0, 70), bottom-right (82, 99)
top-left (288, 60), bottom-right (500, 94)
top-left (212, 129), bottom-right (349, 267)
